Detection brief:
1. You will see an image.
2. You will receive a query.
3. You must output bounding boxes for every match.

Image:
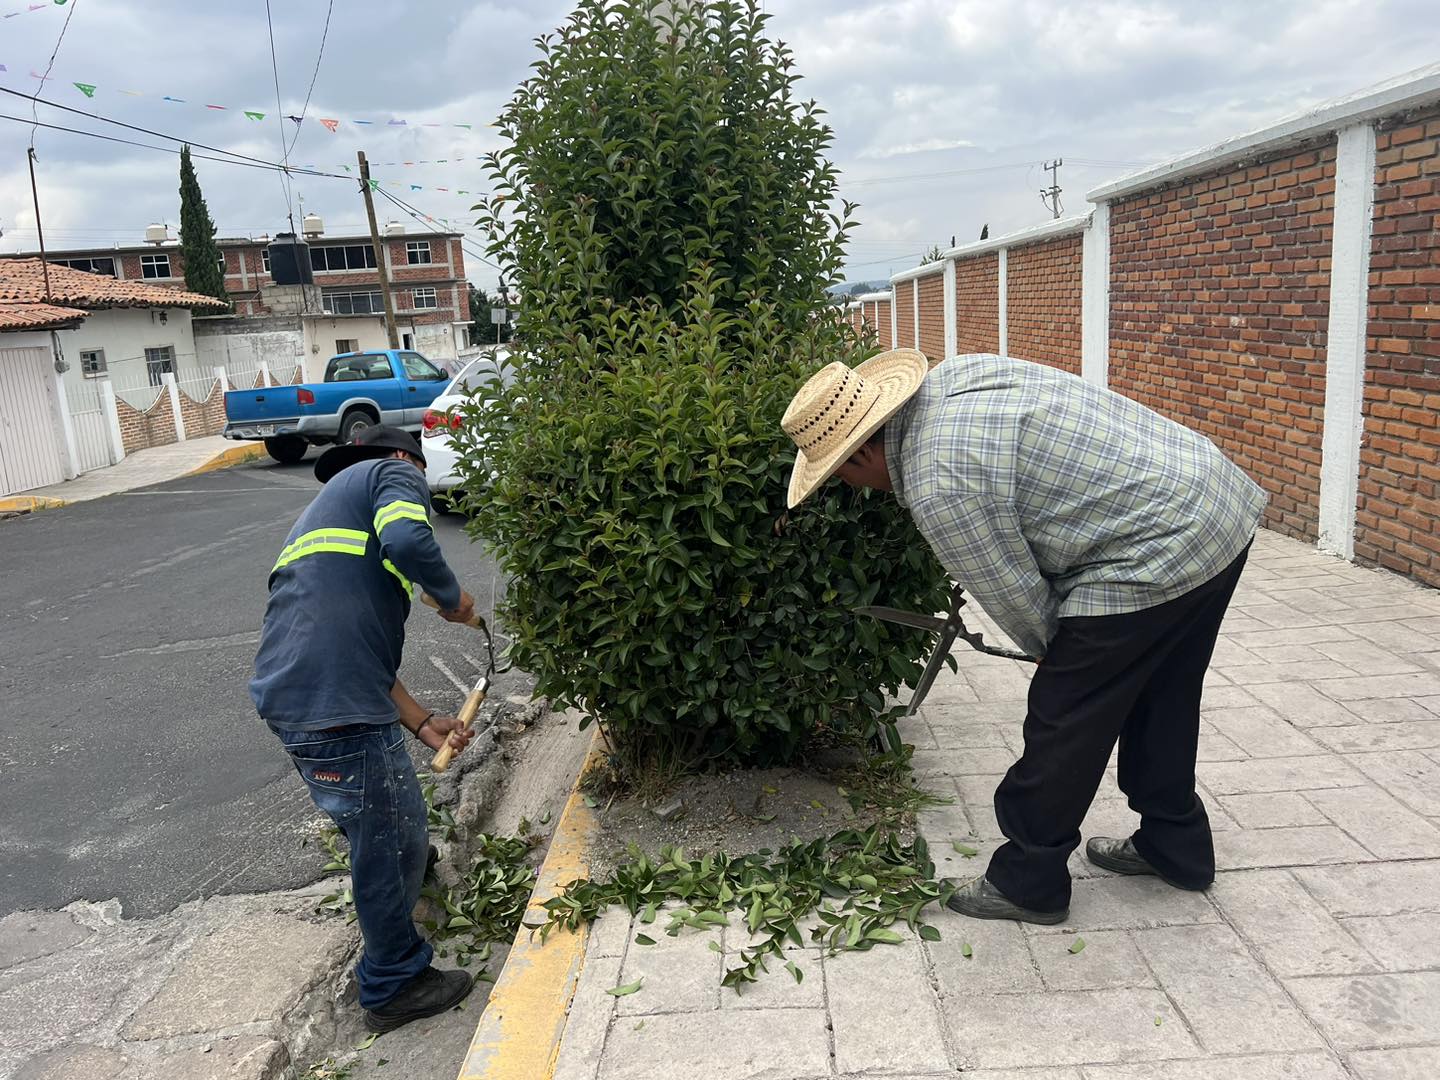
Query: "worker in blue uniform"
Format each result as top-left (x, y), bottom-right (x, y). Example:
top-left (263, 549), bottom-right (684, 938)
top-left (251, 426), bottom-right (478, 1033)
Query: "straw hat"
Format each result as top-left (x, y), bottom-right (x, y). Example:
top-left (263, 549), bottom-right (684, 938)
top-left (781, 348), bottom-right (929, 508)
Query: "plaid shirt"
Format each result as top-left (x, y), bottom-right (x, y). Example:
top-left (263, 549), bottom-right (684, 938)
top-left (884, 355), bottom-right (1266, 658)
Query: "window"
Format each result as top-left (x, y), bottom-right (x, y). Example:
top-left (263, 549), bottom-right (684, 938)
top-left (53, 256), bottom-right (116, 278)
top-left (326, 353), bottom-right (396, 381)
top-left (311, 244), bottom-right (377, 272)
top-left (140, 253), bottom-right (172, 279)
top-left (402, 332), bottom-right (414, 350)
top-left (216, 252), bottom-right (227, 273)
top-left (399, 351), bottom-right (445, 381)
top-left (322, 290), bottom-right (385, 315)
top-left (144, 345), bottom-right (176, 385)
top-left (412, 286), bottom-right (438, 310)
top-left (335, 338), bottom-right (359, 355)
top-left (261, 248), bottom-right (271, 273)
top-left (406, 240), bottom-right (432, 265)
top-left (79, 348), bottom-right (107, 377)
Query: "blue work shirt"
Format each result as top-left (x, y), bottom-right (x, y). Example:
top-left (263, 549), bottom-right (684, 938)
top-left (250, 458), bottom-right (462, 732)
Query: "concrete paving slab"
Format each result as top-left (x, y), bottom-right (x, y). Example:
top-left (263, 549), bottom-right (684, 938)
top-left (1082, 1054), bottom-right (1349, 1080)
top-left (1210, 870), bottom-right (1379, 977)
top-left (827, 938), bottom-right (949, 1075)
top-left (0, 910), bottom-right (92, 970)
top-left (596, 1008), bottom-right (831, 1080)
top-left (1346, 1046), bottom-right (1440, 1079)
top-left (1286, 972), bottom-right (1440, 1049)
top-left (1340, 912), bottom-right (1440, 971)
top-left (123, 913), bottom-right (354, 1040)
top-left (1294, 861), bottom-right (1440, 917)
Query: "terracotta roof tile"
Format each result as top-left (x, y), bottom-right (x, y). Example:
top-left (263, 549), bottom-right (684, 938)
top-left (0, 301), bottom-right (88, 331)
top-left (0, 258), bottom-right (229, 311)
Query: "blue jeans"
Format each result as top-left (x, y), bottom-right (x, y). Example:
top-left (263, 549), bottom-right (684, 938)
top-left (277, 722), bottom-right (432, 1009)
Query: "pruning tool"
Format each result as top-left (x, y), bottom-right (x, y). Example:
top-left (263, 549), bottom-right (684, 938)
top-left (420, 592), bottom-right (507, 773)
top-left (856, 584), bottom-right (1035, 717)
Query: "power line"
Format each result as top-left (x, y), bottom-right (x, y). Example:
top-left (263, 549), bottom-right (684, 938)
top-left (0, 112), bottom-right (349, 179)
top-left (285, 0), bottom-right (334, 159)
top-left (374, 186), bottom-right (503, 272)
top-left (264, 0), bottom-right (296, 230)
top-left (0, 86), bottom-right (347, 177)
top-left (29, 0), bottom-right (80, 149)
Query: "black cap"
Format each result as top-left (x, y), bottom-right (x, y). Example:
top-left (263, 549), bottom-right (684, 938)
top-left (313, 425), bottom-right (427, 484)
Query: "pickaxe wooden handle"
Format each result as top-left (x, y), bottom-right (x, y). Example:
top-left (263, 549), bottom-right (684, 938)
top-left (421, 592), bottom-right (487, 773)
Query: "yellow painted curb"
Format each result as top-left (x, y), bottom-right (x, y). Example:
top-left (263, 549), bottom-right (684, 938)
top-left (0, 494), bottom-right (69, 515)
top-left (188, 441), bottom-right (269, 476)
top-left (457, 731), bottom-right (605, 1080)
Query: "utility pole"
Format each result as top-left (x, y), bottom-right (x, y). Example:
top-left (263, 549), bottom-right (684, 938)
top-left (27, 148), bottom-right (51, 301)
top-left (357, 151), bottom-right (400, 349)
top-left (1040, 159), bottom-right (1063, 219)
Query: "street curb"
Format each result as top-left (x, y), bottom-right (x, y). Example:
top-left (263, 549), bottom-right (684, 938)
top-left (188, 441), bottom-right (269, 476)
top-left (456, 730), bottom-right (605, 1080)
top-left (0, 494), bottom-right (69, 515)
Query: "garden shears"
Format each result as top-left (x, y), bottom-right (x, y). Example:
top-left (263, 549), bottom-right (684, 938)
top-left (856, 584), bottom-right (1036, 716)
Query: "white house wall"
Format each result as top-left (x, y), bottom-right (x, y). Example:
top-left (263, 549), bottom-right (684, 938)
top-left (57, 308), bottom-right (197, 394)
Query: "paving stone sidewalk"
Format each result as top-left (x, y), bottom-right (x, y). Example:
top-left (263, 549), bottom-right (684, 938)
top-left (551, 530), bottom-right (1440, 1080)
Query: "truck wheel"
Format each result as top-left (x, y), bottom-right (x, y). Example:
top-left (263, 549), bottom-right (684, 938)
top-left (263, 435), bottom-right (308, 464)
top-left (338, 409), bottom-right (375, 444)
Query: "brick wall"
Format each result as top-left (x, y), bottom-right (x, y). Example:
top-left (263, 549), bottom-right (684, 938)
top-left (894, 285), bottom-right (915, 350)
top-left (1355, 107), bottom-right (1440, 583)
top-left (859, 299), bottom-right (894, 347)
top-left (1108, 142), bottom-right (1336, 542)
top-left (115, 390), bottom-right (180, 454)
top-left (955, 252), bottom-right (999, 353)
top-left (1007, 234), bottom-right (1083, 374)
top-left (177, 378), bottom-right (227, 438)
top-left (917, 272), bottom-right (945, 362)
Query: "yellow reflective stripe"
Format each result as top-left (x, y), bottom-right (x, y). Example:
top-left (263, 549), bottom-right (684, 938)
top-left (383, 558), bottom-right (414, 597)
top-left (272, 528), bottom-right (368, 572)
top-left (373, 499), bottom-right (430, 538)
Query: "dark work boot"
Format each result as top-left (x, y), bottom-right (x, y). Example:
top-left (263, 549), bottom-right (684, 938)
top-left (1085, 836), bottom-right (1206, 891)
top-left (363, 966), bottom-right (474, 1033)
top-left (945, 876), bottom-right (1068, 925)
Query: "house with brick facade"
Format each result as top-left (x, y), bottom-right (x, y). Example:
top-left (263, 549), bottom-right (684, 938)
top-left (0, 259), bottom-right (227, 497)
top-left (2, 221), bottom-right (474, 366)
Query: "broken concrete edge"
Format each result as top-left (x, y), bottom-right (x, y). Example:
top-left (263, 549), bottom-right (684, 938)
top-left (0, 493), bottom-right (68, 515)
top-left (188, 441), bottom-right (269, 476)
top-left (456, 727), bottom-right (606, 1080)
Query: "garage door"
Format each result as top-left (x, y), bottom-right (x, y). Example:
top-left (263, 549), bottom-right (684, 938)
top-left (0, 346), bottom-right (66, 496)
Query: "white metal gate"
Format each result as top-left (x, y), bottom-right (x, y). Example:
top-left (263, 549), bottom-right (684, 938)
top-left (66, 376), bottom-right (114, 474)
top-left (0, 346), bottom-right (66, 496)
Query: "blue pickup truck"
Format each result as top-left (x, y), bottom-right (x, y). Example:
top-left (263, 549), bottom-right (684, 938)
top-left (223, 349), bottom-right (452, 463)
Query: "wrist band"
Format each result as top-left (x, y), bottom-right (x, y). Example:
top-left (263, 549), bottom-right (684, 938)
top-left (415, 711), bottom-right (436, 737)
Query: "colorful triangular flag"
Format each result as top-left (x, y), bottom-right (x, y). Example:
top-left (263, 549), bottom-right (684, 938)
top-left (72, 81), bottom-right (95, 97)
top-left (319, 118), bottom-right (338, 133)
top-left (388, 119), bottom-right (406, 126)
top-left (162, 95), bottom-right (186, 103)
top-left (205, 104), bottom-right (226, 110)
top-left (244, 110), bottom-right (265, 121)
top-left (410, 184), bottom-right (422, 191)
top-left (287, 115), bottom-right (303, 126)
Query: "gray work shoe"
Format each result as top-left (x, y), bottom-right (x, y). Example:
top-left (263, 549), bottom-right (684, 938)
top-left (1085, 836), bottom-right (1206, 891)
top-left (944, 876), bottom-right (1068, 925)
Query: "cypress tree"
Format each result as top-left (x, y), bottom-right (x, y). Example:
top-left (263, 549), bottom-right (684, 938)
top-left (178, 144), bottom-right (227, 302)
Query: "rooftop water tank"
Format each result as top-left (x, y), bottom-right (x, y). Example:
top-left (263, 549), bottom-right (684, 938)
top-left (145, 223), bottom-right (169, 245)
top-left (302, 214), bottom-right (324, 238)
top-left (383, 221), bottom-right (405, 236)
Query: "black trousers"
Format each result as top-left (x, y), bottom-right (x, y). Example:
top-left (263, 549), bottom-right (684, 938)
top-left (986, 543), bottom-right (1250, 913)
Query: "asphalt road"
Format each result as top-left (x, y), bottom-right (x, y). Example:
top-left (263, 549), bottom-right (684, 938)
top-left (0, 455), bottom-right (527, 918)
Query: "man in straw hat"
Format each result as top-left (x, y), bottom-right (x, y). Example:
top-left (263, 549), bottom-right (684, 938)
top-left (782, 350), bottom-right (1266, 924)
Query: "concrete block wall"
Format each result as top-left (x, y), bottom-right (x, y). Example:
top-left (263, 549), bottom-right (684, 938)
top-left (177, 379), bottom-right (227, 439)
top-left (873, 62), bottom-right (1440, 588)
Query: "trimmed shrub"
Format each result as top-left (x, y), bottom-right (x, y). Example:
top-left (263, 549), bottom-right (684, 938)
top-left (453, 0), bottom-right (950, 780)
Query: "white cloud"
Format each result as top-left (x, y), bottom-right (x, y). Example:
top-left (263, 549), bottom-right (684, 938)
top-left (0, 0), bottom-right (1435, 290)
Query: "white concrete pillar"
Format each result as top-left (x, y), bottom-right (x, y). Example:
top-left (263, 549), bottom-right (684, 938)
top-left (943, 259), bottom-right (957, 359)
top-left (1318, 121), bottom-right (1378, 559)
top-left (1081, 202), bottom-right (1111, 387)
top-left (164, 372), bottom-right (186, 442)
top-left (47, 348), bottom-right (79, 481)
top-left (100, 379), bottom-right (125, 464)
top-left (212, 366), bottom-right (228, 396)
top-left (889, 291), bottom-right (898, 348)
top-left (997, 247), bottom-right (1009, 357)
top-left (259, 361), bottom-right (272, 388)
top-left (912, 279), bottom-right (920, 348)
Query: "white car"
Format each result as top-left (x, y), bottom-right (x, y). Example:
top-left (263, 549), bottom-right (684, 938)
top-left (422, 347), bottom-right (513, 495)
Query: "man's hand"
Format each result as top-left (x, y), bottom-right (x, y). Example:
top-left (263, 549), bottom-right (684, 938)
top-left (417, 713), bottom-right (475, 755)
top-left (440, 590), bottom-right (476, 625)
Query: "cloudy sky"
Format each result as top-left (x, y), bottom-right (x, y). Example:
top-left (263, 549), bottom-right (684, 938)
top-left (1, 0), bottom-right (1435, 291)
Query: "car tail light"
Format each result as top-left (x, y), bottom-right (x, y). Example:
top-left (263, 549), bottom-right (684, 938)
top-left (297, 387), bottom-right (315, 405)
top-left (422, 410), bottom-right (463, 438)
